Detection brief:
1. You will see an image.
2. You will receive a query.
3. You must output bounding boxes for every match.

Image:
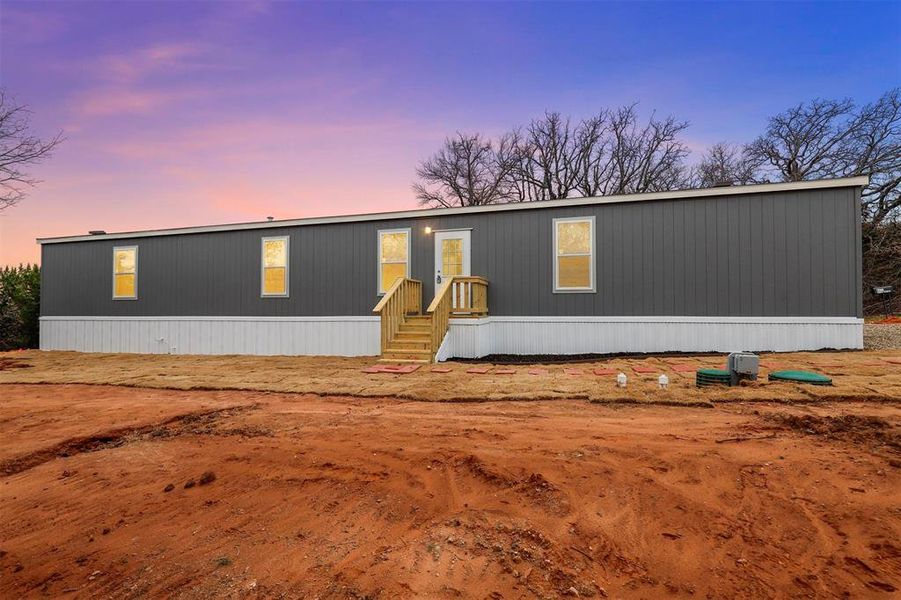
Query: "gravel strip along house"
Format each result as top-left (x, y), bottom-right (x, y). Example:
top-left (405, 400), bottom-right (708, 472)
top-left (37, 176), bottom-right (867, 362)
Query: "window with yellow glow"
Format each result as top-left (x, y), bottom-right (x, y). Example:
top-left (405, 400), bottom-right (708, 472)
top-left (554, 217), bottom-right (595, 292)
top-left (378, 229), bottom-right (410, 294)
top-left (112, 246), bottom-right (137, 299)
top-left (441, 238), bottom-right (463, 277)
top-left (261, 236), bottom-right (289, 297)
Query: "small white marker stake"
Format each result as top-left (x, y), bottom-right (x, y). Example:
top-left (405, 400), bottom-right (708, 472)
top-left (658, 374), bottom-right (669, 389)
top-left (616, 372), bottom-right (627, 388)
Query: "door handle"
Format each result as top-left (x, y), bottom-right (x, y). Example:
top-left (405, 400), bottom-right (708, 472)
top-left (436, 274), bottom-right (442, 284)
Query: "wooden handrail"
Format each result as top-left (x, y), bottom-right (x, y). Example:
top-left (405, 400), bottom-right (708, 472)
top-left (372, 278), bottom-right (422, 354)
top-left (372, 277), bottom-right (405, 313)
top-left (427, 275), bottom-right (488, 360)
top-left (455, 276), bottom-right (489, 285)
top-left (426, 278), bottom-right (454, 313)
top-left (427, 280), bottom-right (453, 360)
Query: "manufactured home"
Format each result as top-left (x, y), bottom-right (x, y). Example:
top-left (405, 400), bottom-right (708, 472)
top-left (37, 176), bottom-right (867, 362)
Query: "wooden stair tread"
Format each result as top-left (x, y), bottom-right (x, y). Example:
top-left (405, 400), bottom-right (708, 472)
top-left (387, 344), bottom-right (431, 351)
top-left (389, 315), bottom-right (434, 359)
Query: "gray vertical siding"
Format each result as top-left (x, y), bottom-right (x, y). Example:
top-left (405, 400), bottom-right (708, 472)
top-left (41, 186), bottom-right (863, 318)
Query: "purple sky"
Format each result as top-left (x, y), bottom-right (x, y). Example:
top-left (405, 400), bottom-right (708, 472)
top-left (1, 0), bottom-right (899, 265)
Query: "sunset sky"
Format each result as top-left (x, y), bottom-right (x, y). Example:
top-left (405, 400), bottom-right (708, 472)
top-left (1, 0), bottom-right (899, 265)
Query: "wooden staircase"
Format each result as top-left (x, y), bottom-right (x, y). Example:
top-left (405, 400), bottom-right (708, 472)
top-left (379, 314), bottom-right (434, 363)
top-left (373, 276), bottom-right (488, 363)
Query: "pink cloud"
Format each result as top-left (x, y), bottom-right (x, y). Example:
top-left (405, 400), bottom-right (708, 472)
top-left (69, 64), bottom-right (382, 123)
top-left (92, 42), bottom-right (211, 84)
top-left (65, 41), bottom-right (228, 118)
top-left (73, 86), bottom-right (204, 117)
top-left (100, 114), bottom-right (441, 162)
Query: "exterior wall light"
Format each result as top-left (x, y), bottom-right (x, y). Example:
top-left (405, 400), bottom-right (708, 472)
top-left (424, 226), bottom-right (432, 234)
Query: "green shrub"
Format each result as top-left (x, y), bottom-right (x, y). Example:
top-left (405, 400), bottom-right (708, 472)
top-left (0, 264), bottom-right (40, 350)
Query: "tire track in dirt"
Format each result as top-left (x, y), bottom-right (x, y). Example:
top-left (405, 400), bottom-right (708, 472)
top-left (0, 404), bottom-right (259, 477)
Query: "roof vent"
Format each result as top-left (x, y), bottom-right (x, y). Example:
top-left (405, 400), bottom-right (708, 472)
top-left (266, 216), bottom-right (274, 221)
top-left (712, 180), bottom-right (733, 188)
top-left (88, 230), bottom-right (106, 235)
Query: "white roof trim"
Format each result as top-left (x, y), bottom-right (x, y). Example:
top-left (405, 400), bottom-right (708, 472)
top-left (37, 176), bottom-right (868, 244)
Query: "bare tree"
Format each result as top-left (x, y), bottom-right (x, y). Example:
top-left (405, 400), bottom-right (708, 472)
top-left (413, 132), bottom-right (518, 208)
top-left (511, 112), bottom-right (593, 201)
top-left (503, 106), bottom-right (692, 201)
top-left (746, 89), bottom-right (901, 224)
top-left (571, 112), bottom-right (609, 197)
top-left (694, 142), bottom-right (761, 187)
top-left (502, 128), bottom-right (541, 203)
top-left (414, 106), bottom-right (694, 207)
top-left (851, 89), bottom-right (901, 225)
top-left (597, 105), bottom-right (692, 195)
top-left (0, 91), bottom-right (62, 211)
top-left (747, 97), bottom-right (859, 182)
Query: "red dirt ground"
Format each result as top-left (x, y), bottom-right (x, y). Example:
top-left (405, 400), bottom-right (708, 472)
top-left (1, 384), bottom-right (899, 598)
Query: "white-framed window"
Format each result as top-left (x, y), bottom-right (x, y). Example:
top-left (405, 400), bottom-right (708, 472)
top-left (261, 236), bottom-right (289, 297)
top-left (553, 216), bottom-right (595, 293)
top-left (112, 246), bottom-right (138, 300)
top-left (377, 228), bottom-right (411, 294)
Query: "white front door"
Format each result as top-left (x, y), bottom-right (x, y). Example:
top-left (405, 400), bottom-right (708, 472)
top-left (434, 230), bottom-right (471, 288)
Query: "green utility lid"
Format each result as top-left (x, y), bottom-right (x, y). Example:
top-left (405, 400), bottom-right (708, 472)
top-left (768, 370), bottom-right (833, 386)
top-left (696, 368), bottom-right (730, 378)
top-left (696, 368), bottom-right (731, 387)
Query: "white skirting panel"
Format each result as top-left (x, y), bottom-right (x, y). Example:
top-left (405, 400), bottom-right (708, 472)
top-left (39, 316), bottom-right (381, 356)
top-left (435, 316), bottom-right (864, 360)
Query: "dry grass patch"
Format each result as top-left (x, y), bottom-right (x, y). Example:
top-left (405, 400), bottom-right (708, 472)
top-left (1, 349), bottom-right (899, 405)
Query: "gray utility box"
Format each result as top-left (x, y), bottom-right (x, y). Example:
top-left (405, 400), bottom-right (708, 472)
top-left (727, 352), bottom-right (759, 386)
